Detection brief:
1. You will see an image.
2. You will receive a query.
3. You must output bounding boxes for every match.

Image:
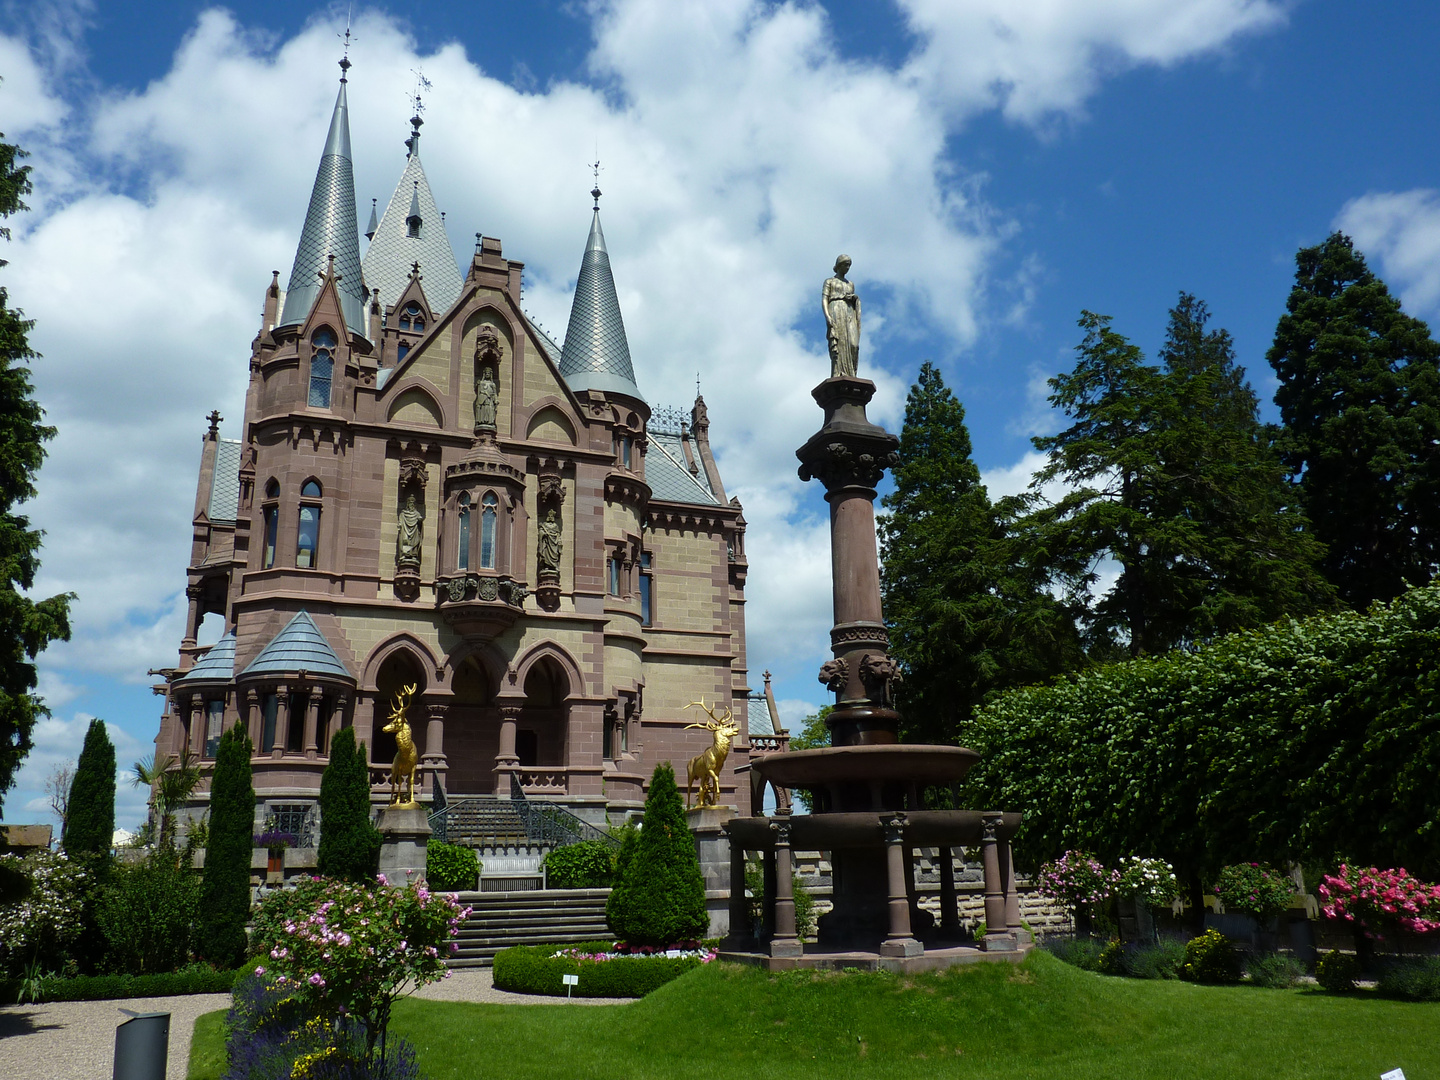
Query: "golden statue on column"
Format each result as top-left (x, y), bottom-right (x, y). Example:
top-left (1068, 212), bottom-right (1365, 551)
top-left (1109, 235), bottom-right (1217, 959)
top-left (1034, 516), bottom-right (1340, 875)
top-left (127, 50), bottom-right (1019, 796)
top-left (684, 699), bottom-right (740, 809)
top-left (382, 683), bottom-right (420, 807)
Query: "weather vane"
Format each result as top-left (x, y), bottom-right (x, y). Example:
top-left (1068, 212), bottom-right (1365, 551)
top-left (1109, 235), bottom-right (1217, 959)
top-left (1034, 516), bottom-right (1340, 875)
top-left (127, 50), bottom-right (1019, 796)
top-left (339, 11), bottom-right (356, 77)
top-left (590, 156), bottom-right (602, 208)
top-left (410, 68), bottom-right (432, 117)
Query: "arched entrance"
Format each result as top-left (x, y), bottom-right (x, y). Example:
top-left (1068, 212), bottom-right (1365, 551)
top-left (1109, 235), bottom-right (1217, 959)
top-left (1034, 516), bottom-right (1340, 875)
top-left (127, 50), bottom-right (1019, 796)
top-left (517, 657), bottom-right (569, 791)
top-left (370, 650), bottom-right (427, 772)
top-left (444, 654), bottom-right (498, 794)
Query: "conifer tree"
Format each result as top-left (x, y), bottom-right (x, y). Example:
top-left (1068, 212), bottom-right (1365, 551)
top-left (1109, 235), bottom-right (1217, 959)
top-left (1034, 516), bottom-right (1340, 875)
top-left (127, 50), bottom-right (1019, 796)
top-left (0, 132), bottom-right (72, 813)
top-left (878, 363), bottom-right (1079, 742)
top-left (199, 722), bottom-right (254, 968)
top-left (63, 718), bottom-right (115, 858)
top-left (317, 727), bottom-right (381, 882)
top-left (605, 763), bottom-right (707, 946)
top-left (1268, 232), bottom-right (1440, 608)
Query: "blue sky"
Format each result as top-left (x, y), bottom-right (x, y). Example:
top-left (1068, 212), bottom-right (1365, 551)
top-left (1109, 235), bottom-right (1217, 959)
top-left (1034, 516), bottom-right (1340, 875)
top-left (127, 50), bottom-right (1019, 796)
top-left (2, 0), bottom-right (1438, 830)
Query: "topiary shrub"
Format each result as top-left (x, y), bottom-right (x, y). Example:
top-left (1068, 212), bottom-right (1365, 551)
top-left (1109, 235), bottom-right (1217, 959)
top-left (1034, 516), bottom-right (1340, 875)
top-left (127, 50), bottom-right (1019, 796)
top-left (492, 942), bottom-right (710, 998)
top-left (317, 728), bottom-right (382, 883)
top-left (425, 839), bottom-right (479, 891)
top-left (199, 722), bottom-right (254, 970)
top-left (1376, 956), bottom-right (1440, 1001)
top-left (63, 718), bottom-right (115, 860)
top-left (605, 763), bottom-right (708, 947)
top-left (543, 841), bottom-right (617, 889)
top-left (1316, 949), bottom-right (1360, 992)
top-left (1123, 938), bottom-right (1187, 980)
top-left (1179, 929), bottom-right (1242, 984)
top-left (1247, 952), bottom-right (1306, 988)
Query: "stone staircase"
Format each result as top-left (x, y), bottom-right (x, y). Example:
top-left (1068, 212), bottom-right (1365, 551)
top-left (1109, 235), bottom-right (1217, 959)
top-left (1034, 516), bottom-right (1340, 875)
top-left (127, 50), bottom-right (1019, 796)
top-left (435, 798), bottom-right (528, 847)
top-left (447, 888), bottom-right (612, 968)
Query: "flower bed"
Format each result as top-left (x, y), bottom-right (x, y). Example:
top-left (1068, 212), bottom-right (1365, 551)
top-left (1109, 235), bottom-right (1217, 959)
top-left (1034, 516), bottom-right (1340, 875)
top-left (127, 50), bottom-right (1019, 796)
top-left (1319, 865), bottom-right (1440, 937)
top-left (492, 941), bottom-right (716, 998)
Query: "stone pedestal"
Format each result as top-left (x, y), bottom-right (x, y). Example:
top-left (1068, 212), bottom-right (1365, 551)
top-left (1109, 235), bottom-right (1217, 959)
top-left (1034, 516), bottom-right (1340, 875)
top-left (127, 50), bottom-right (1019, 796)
top-left (377, 803), bottom-right (432, 885)
top-left (687, 805), bottom-right (735, 938)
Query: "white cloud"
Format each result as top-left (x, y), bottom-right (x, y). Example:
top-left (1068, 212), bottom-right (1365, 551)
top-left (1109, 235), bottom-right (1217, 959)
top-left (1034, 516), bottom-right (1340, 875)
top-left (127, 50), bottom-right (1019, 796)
top-left (7, 714), bottom-right (151, 834)
top-left (899, 0), bottom-right (1287, 125)
top-left (0, 1), bottom-right (1291, 737)
top-left (1336, 189), bottom-right (1440, 318)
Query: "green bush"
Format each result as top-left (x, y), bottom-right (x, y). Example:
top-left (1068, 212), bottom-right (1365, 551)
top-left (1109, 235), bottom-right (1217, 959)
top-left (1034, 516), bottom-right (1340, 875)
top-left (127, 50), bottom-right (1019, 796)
top-left (1123, 938), bottom-right (1187, 980)
top-left (1096, 939), bottom-right (1125, 975)
top-left (1316, 949), bottom-right (1360, 992)
top-left (425, 839), bottom-right (479, 891)
top-left (1376, 956), bottom-right (1440, 1001)
top-left (492, 943), bottom-right (707, 998)
top-left (1046, 937), bottom-right (1106, 972)
top-left (317, 728), bottom-right (382, 883)
top-left (1180, 930), bottom-right (1242, 984)
top-left (543, 841), bottom-right (617, 889)
top-left (605, 763), bottom-right (708, 947)
top-left (1213, 863), bottom-right (1295, 923)
top-left (2, 963), bottom-right (240, 1003)
top-left (1247, 952), bottom-right (1306, 988)
top-left (0, 849), bottom-right (90, 978)
top-left (199, 722), bottom-right (254, 970)
top-left (743, 859), bottom-right (817, 940)
top-left (96, 844), bottom-right (199, 974)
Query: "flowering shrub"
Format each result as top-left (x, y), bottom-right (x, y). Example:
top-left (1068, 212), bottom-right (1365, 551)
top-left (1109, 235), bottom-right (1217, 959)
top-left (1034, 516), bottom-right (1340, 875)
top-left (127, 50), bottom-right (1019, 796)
top-left (256, 874), bottom-right (469, 1065)
top-left (0, 850), bottom-right (90, 977)
top-left (1179, 929), bottom-right (1242, 984)
top-left (493, 941), bottom-right (710, 997)
top-left (551, 943), bottom-right (716, 962)
top-left (1113, 856), bottom-right (1179, 909)
top-left (1318, 864), bottom-right (1440, 936)
top-left (253, 829), bottom-right (298, 853)
top-left (1213, 863), bottom-right (1295, 923)
top-left (1037, 851), bottom-right (1117, 912)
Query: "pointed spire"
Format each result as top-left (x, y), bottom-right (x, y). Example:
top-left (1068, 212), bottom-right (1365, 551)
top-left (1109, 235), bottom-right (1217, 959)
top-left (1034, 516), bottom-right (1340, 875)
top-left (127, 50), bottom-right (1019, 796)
top-left (365, 198), bottom-right (378, 241)
top-left (361, 106), bottom-right (462, 316)
top-left (558, 202), bottom-right (643, 401)
top-left (278, 56), bottom-right (367, 337)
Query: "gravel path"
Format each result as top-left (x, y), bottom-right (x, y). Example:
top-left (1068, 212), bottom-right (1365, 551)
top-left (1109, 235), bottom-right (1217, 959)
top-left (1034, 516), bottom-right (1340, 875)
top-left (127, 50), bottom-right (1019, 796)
top-left (0, 992), bottom-right (231, 1080)
top-left (0, 969), bottom-right (628, 1080)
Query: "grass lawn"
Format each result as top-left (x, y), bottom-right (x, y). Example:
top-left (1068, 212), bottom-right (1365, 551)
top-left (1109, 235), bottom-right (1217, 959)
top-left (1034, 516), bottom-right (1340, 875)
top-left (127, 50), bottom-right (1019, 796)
top-left (189, 951), bottom-right (1439, 1079)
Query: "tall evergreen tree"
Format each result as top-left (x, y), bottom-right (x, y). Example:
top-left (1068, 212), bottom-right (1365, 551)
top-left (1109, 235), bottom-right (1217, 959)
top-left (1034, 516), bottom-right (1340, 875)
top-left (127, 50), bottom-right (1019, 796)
top-left (878, 363), bottom-right (1079, 743)
top-left (0, 132), bottom-right (72, 813)
top-left (1268, 232), bottom-right (1440, 608)
top-left (63, 718), bottom-right (115, 858)
top-left (199, 722), bottom-right (254, 968)
top-left (1027, 304), bottom-right (1331, 657)
top-left (317, 727), bottom-right (381, 882)
top-left (605, 763), bottom-right (707, 946)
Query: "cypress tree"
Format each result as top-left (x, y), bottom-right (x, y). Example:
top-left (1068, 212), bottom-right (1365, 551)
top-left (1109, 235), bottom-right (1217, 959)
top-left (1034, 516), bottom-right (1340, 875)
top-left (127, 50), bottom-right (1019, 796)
top-left (879, 362), bottom-right (1079, 743)
top-left (317, 727), bottom-right (381, 882)
top-left (200, 722), bottom-right (254, 968)
top-left (1268, 232), bottom-right (1440, 608)
top-left (0, 132), bottom-right (73, 814)
top-left (63, 718), bottom-right (115, 858)
top-left (605, 763), bottom-right (707, 946)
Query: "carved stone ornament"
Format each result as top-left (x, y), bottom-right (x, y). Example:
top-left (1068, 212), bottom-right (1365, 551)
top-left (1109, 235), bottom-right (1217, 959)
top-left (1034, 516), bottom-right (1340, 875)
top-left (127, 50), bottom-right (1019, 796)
top-left (859, 652), bottom-right (904, 707)
top-left (501, 579), bottom-right (528, 606)
top-left (447, 577), bottom-right (469, 602)
top-left (797, 440), bottom-right (899, 490)
top-left (818, 658), bottom-right (849, 693)
top-left (399, 457), bottom-right (429, 489)
top-left (475, 324), bottom-right (503, 366)
top-left (537, 473), bottom-right (566, 505)
top-left (478, 576), bottom-right (500, 602)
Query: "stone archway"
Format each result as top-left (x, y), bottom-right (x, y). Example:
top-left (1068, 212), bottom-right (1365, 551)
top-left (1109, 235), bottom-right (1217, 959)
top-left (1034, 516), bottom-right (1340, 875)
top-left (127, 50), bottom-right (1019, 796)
top-left (443, 653), bottom-right (498, 794)
top-left (370, 650), bottom-right (428, 772)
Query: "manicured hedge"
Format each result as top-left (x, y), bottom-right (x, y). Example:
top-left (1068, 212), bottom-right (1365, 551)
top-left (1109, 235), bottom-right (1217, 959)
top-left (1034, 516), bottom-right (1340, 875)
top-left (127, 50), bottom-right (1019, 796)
top-left (2, 963), bottom-right (246, 1004)
top-left (492, 943), bottom-right (707, 998)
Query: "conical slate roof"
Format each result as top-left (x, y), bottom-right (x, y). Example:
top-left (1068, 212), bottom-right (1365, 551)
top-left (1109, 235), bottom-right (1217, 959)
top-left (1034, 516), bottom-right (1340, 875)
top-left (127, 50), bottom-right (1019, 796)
top-left (240, 611), bottom-right (352, 680)
top-left (558, 208), bottom-right (644, 401)
top-left (278, 70), bottom-right (368, 338)
top-left (178, 631), bottom-right (236, 683)
top-left (361, 124), bottom-right (463, 318)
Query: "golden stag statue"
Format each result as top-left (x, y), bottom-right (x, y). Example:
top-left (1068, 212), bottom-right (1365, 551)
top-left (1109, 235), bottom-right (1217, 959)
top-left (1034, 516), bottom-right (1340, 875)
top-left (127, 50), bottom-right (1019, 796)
top-left (382, 683), bottom-right (420, 807)
top-left (683, 699), bottom-right (740, 810)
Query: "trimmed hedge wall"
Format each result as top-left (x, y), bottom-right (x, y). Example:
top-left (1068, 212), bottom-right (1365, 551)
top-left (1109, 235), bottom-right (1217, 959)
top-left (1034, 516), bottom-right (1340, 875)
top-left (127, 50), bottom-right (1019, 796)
top-left (2, 963), bottom-right (245, 1004)
top-left (492, 943), bottom-right (706, 998)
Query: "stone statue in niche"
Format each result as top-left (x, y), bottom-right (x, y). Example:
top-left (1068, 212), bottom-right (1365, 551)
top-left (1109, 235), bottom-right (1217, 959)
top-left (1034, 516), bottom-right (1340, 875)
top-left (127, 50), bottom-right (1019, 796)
top-left (822, 254), bottom-right (861, 378)
top-left (537, 508), bottom-right (563, 572)
top-left (396, 492), bottom-right (424, 569)
top-left (474, 364), bottom-right (498, 429)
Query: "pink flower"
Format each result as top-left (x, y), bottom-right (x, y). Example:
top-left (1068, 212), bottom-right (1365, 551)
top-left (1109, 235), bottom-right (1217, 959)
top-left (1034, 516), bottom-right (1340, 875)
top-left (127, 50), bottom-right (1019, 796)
top-left (309, 973), bottom-right (325, 987)
top-left (254, 966), bottom-right (266, 976)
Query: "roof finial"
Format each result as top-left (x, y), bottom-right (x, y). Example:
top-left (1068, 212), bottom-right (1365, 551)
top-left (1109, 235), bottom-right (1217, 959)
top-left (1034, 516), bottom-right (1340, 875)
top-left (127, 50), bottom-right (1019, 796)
top-left (696, 372), bottom-right (701, 398)
top-left (207, 410), bottom-right (223, 437)
top-left (338, 16), bottom-right (355, 81)
top-left (475, 233), bottom-right (483, 256)
top-left (589, 156), bottom-right (602, 209)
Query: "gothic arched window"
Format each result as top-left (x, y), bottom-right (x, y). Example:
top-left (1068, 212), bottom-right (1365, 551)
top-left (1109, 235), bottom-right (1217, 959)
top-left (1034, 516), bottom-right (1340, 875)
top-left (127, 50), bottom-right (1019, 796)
top-left (297, 479), bottom-right (321, 568)
top-left (309, 328), bottom-right (336, 408)
top-left (457, 493), bottom-right (471, 571)
top-left (398, 302), bottom-right (424, 333)
top-left (480, 493), bottom-right (498, 569)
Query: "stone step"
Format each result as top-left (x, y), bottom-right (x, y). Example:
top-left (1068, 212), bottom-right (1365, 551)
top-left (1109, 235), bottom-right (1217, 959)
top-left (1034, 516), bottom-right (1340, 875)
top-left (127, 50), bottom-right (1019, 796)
top-left (444, 887), bottom-right (613, 968)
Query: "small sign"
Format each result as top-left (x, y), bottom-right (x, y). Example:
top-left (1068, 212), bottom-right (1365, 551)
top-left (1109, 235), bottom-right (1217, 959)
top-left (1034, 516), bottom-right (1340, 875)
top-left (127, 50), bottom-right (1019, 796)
top-left (561, 974), bottom-right (579, 986)
top-left (1381, 1070), bottom-right (1406, 1080)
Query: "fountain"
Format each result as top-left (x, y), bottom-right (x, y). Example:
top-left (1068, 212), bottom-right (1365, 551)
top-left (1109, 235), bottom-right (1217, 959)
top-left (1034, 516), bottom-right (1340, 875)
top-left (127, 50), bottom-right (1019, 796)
top-left (719, 256), bottom-right (1031, 971)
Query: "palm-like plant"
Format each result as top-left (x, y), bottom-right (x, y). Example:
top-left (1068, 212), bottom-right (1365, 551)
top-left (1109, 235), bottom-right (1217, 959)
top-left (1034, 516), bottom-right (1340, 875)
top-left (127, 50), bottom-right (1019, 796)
top-left (132, 750), bottom-right (205, 847)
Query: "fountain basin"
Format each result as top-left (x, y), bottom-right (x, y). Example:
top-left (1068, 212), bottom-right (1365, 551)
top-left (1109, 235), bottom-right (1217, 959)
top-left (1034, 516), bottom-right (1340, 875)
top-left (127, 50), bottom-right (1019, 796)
top-left (752, 743), bottom-right (980, 789)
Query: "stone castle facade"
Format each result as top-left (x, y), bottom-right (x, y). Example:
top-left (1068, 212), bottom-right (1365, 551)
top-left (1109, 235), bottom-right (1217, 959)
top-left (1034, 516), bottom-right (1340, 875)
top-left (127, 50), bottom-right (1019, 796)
top-left (152, 60), bottom-right (766, 841)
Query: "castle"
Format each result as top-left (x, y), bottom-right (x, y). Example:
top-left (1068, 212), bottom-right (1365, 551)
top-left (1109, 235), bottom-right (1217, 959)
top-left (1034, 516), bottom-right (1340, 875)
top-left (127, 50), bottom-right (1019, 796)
top-left (152, 56), bottom-right (770, 845)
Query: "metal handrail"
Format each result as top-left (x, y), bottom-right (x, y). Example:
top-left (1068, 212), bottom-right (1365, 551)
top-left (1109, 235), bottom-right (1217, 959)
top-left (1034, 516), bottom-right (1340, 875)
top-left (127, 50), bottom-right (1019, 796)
top-left (510, 773), bottom-right (621, 849)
